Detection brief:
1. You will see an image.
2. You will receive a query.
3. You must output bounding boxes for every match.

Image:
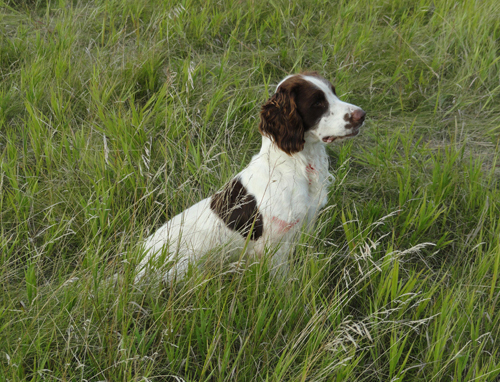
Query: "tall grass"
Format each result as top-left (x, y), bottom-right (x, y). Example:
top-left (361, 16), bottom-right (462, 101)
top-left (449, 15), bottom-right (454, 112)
top-left (1, 0), bottom-right (500, 380)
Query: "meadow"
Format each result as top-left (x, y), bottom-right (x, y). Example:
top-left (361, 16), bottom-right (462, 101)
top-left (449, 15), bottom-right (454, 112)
top-left (1, 0), bottom-right (500, 380)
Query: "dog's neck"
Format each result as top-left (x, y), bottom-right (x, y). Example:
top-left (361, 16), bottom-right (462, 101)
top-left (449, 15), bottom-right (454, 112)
top-left (259, 136), bottom-right (328, 168)
top-left (257, 136), bottom-right (331, 197)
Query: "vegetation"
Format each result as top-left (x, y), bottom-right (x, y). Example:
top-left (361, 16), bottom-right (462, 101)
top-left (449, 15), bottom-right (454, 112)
top-left (1, 0), bottom-right (500, 380)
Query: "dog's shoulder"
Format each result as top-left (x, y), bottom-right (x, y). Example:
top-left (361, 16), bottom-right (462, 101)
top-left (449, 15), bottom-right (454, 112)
top-left (210, 176), bottom-right (264, 240)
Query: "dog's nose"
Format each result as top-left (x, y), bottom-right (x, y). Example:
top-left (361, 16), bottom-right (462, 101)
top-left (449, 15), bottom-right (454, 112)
top-left (351, 109), bottom-right (366, 124)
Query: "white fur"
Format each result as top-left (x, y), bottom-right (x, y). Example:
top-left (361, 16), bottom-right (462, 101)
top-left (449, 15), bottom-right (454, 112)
top-left (136, 74), bottom-right (364, 281)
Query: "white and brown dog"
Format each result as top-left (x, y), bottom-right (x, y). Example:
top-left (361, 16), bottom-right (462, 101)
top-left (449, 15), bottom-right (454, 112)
top-left (137, 72), bottom-right (365, 281)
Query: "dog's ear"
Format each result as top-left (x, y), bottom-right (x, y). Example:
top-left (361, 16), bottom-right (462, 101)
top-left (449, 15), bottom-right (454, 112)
top-left (258, 85), bottom-right (305, 155)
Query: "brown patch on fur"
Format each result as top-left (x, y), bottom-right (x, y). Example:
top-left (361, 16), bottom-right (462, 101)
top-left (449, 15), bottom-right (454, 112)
top-left (259, 80), bottom-right (306, 155)
top-left (259, 75), bottom-right (330, 155)
top-left (343, 110), bottom-right (366, 130)
top-left (210, 178), bottom-right (263, 240)
top-left (343, 113), bottom-right (353, 129)
top-left (302, 71), bottom-right (337, 95)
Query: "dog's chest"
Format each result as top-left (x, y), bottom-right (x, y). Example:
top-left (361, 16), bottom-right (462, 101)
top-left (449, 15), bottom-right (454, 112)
top-left (305, 163), bottom-right (319, 186)
top-left (304, 152), bottom-right (329, 193)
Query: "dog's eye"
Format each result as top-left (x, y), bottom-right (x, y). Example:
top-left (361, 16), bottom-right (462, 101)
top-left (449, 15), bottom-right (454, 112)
top-left (312, 100), bottom-right (324, 107)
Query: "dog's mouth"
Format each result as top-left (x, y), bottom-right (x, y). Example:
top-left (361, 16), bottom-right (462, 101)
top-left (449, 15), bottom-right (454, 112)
top-left (322, 128), bottom-right (360, 143)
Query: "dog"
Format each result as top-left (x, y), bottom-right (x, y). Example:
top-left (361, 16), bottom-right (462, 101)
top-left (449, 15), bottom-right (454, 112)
top-left (136, 72), bottom-right (365, 281)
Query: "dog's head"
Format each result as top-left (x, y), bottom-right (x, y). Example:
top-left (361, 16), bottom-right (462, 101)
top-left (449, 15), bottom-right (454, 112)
top-left (259, 72), bottom-right (365, 155)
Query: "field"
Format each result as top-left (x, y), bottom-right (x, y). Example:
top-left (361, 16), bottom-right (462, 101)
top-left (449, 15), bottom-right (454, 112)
top-left (1, 0), bottom-right (500, 380)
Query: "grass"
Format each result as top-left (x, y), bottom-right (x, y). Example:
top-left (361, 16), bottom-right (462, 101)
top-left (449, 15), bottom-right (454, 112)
top-left (1, 0), bottom-right (500, 380)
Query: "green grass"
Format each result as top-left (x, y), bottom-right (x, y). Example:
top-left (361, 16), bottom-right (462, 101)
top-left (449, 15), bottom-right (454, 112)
top-left (1, 0), bottom-right (500, 380)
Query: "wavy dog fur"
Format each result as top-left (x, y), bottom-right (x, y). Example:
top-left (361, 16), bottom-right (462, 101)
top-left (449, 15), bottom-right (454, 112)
top-left (259, 79), bottom-right (306, 155)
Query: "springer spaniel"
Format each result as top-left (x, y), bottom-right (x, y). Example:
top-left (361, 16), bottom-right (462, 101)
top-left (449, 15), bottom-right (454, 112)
top-left (136, 73), bottom-right (365, 281)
